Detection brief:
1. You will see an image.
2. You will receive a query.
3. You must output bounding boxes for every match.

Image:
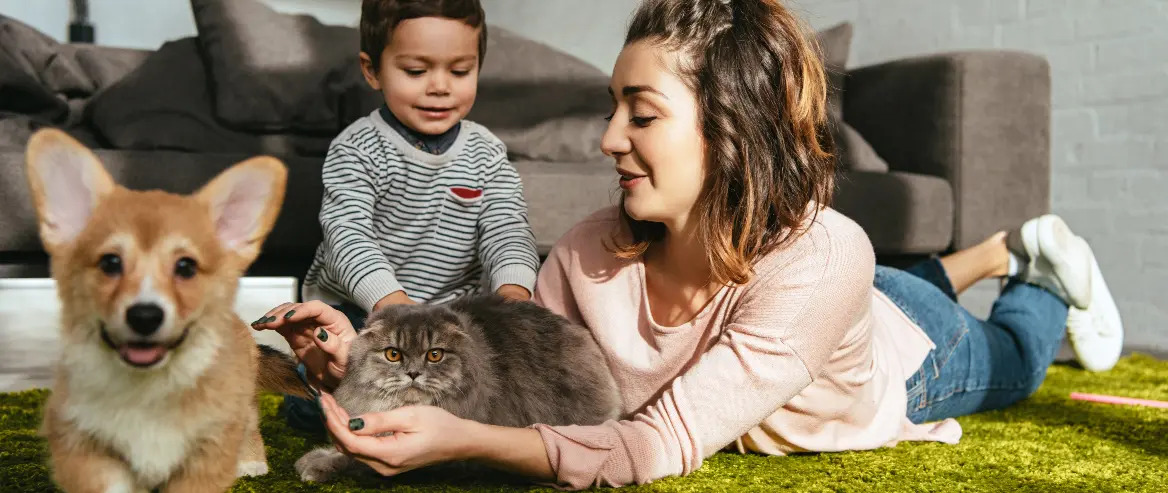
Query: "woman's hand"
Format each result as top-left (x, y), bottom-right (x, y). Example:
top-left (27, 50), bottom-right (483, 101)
top-left (319, 393), bottom-right (556, 480)
top-left (318, 393), bottom-right (474, 476)
top-left (251, 300), bottom-right (356, 392)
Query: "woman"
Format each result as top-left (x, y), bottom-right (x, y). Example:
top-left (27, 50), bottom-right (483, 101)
top-left (254, 0), bottom-right (1123, 488)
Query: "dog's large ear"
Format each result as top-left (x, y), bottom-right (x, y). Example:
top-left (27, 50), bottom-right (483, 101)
top-left (195, 156), bottom-right (287, 264)
top-left (25, 128), bottom-right (115, 251)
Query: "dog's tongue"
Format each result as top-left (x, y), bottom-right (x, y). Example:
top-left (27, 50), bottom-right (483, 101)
top-left (119, 345), bottom-right (167, 366)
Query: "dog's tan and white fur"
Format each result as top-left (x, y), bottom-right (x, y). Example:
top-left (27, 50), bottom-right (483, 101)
top-left (26, 128), bottom-right (302, 492)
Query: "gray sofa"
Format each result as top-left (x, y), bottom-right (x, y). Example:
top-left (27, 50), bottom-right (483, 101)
top-left (0, 3), bottom-right (1051, 280)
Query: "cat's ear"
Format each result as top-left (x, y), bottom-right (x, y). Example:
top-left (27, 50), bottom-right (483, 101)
top-left (362, 320), bottom-right (384, 333)
top-left (443, 319), bottom-right (473, 341)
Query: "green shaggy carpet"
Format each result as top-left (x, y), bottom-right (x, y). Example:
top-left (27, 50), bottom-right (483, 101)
top-left (3, 354), bottom-right (1166, 492)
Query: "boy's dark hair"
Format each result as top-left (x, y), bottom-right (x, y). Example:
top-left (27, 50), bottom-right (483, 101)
top-left (610, 0), bottom-right (835, 286)
top-left (361, 0), bottom-right (488, 71)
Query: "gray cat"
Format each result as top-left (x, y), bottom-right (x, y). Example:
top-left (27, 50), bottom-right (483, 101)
top-left (292, 294), bottom-right (622, 483)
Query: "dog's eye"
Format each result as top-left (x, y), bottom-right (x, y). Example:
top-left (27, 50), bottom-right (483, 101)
top-left (427, 349), bottom-right (444, 363)
top-left (385, 348), bottom-right (401, 362)
top-left (174, 257), bottom-right (197, 279)
top-left (97, 254), bottom-right (122, 276)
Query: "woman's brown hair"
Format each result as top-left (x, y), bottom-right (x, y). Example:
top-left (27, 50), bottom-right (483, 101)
top-left (611, 0), bottom-right (835, 285)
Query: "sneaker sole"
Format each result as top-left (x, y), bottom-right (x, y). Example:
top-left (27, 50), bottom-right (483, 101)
top-left (1067, 241), bottom-right (1124, 371)
top-left (1084, 242), bottom-right (1121, 337)
top-left (1038, 215), bottom-right (1093, 309)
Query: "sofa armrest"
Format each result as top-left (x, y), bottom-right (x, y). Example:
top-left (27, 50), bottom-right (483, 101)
top-left (843, 50), bottom-right (1051, 251)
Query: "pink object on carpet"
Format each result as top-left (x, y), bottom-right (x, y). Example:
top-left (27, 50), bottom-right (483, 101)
top-left (1069, 392), bottom-right (1168, 409)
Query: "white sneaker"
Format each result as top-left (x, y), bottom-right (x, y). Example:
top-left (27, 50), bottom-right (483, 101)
top-left (1016, 215), bottom-right (1093, 309)
top-left (1065, 239), bottom-right (1124, 372)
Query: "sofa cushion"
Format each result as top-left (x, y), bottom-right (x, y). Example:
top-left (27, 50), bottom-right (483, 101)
top-left (464, 27), bottom-right (611, 162)
top-left (190, 0), bottom-right (359, 133)
top-left (0, 16), bottom-right (104, 127)
top-left (833, 171), bottom-right (954, 254)
top-left (817, 22), bottom-right (851, 122)
top-left (69, 45), bottom-right (152, 90)
top-left (838, 122), bottom-right (891, 173)
top-left (816, 23), bottom-right (890, 174)
top-left (86, 38), bottom-right (332, 156)
top-left (0, 15), bottom-right (151, 120)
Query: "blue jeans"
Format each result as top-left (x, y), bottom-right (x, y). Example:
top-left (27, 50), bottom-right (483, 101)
top-left (877, 259), bottom-right (1069, 424)
top-left (280, 302), bottom-right (367, 433)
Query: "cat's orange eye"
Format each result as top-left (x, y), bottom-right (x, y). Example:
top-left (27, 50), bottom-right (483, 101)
top-left (427, 349), bottom-right (445, 363)
top-left (385, 348), bottom-right (402, 362)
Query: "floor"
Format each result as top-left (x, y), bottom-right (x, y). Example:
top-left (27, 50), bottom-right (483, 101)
top-left (10, 353), bottom-right (1166, 492)
top-left (0, 277), bottom-right (298, 392)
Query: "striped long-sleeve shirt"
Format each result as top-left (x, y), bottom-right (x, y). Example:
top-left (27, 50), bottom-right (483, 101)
top-left (301, 109), bottom-right (540, 312)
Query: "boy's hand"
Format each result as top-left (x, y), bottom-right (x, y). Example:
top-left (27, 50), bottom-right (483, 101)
top-left (373, 290), bottom-right (416, 312)
top-left (252, 300), bottom-right (357, 392)
top-left (496, 284), bottom-right (531, 301)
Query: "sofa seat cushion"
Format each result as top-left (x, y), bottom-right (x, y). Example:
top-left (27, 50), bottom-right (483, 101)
top-left (512, 160), bottom-right (617, 254)
top-left (1, 149), bottom-right (951, 270)
top-left (0, 151), bottom-right (619, 265)
top-left (0, 150), bottom-right (326, 258)
top-left (834, 171), bottom-right (954, 254)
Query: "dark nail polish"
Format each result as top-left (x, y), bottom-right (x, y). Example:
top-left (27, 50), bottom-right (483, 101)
top-left (265, 316), bottom-right (276, 323)
top-left (349, 418), bottom-right (364, 431)
top-left (317, 329), bottom-right (328, 342)
top-left (284, 310), bottom-right (296, 319)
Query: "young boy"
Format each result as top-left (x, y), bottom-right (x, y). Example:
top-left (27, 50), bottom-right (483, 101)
top-left (301, 0), bottom-right (539, 323)
top-left (282, 0), bottom-right (538, 432)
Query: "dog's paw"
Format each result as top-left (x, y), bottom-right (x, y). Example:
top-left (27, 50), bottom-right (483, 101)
top-left (236, 460), bottom-right (269, 477)
top-left (295, 448), bottom-right (345, 483)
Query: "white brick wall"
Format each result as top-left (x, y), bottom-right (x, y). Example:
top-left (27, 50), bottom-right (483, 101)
top-left (795, 0), bottom-right (1168, 353)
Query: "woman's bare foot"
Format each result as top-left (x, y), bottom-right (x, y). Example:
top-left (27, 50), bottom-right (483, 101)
top-left (939, 231), bottom-right (1010, 295)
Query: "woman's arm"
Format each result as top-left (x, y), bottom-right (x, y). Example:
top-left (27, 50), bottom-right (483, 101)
top-left (464, 424), bottom-right (554, 480)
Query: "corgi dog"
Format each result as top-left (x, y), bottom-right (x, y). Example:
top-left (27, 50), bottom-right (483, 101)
top-left (26, 129), bottom-right (310, 493)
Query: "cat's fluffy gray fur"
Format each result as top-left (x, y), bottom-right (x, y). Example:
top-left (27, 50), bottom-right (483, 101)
top-left (296, 294), bottom-right (621, 483)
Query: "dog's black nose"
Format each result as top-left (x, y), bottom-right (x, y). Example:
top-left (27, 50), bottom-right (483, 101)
top-left (126, 304), bottom-right (165, 336)
top-left (407, 371), bottom-right (420, 380)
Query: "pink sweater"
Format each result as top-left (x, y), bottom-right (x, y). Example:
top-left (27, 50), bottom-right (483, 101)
top-left (531, 207), bottom-right (963, 489)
